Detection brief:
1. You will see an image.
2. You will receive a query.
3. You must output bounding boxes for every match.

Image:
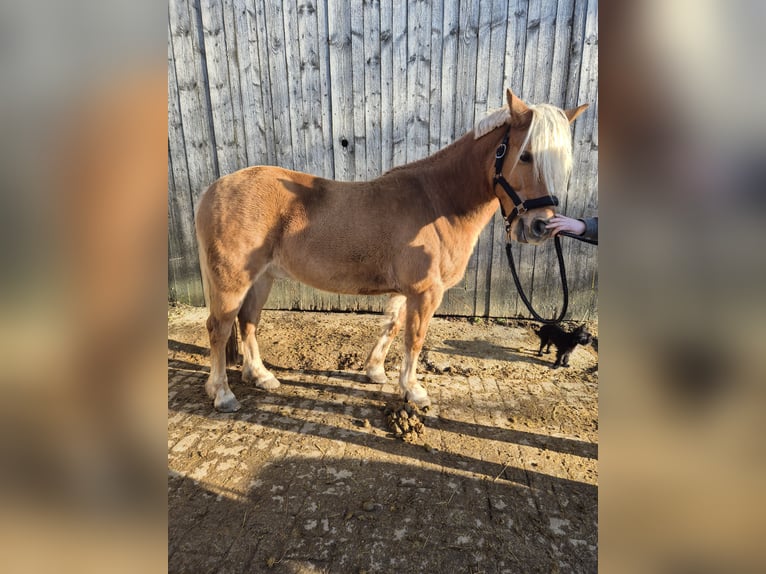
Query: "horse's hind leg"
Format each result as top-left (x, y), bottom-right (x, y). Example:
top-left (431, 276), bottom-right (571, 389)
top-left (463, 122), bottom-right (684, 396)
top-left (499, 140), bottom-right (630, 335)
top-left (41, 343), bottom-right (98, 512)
top-left (364, 294), bottom-right (406, 384)
top-left (205, 289), bottom-right (249, 412)
top-left (239, 273), bottom-right (280, 390)
top-left (400, 288), bottom-right (443, 409)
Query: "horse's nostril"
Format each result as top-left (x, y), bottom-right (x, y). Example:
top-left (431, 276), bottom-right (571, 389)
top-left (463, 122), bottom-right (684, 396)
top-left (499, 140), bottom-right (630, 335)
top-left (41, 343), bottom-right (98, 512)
top-left (531, 219), bottom-right (547, 237)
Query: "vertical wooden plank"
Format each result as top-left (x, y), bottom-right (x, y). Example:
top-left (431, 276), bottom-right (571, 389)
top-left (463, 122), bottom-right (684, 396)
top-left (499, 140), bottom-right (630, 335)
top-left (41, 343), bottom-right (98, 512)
top-left (327, 0), bottom-right (355, 180)
top-left (380, 0), bottom-right (394, 172)
top-left (200, 0), bottom-right (244, 177)
top-left (251, 0), bottom-right (278, 166)
top-left (221, 0), bottom-right (248, 170)
top-left (503, 0), bottom-right (529, 98)
top-left (363, 0), bottom-right (382, 179)
top-left (566, 0), bottom-right (598, 321)
top-left (428, 0), bottom-right (444, 154)
top-left (297, 0), bottom-right (327, 177)
top-left (262, 0), bottom-right (295, 169)
top-left (168, 18), bottom-right (204, 305)
top-left (439, 0), bottom-right (459, 149)
top-left (391, 1), bottom-right (407, 169)
top-left (350, 1), bottom-right (367, 179)
top-left (442, 0), bottom-right (480, 316)
top-left (470, 0), bottom-right (494, 318)
top-left (565, 0), bottom-right (588, 111)
top-left (283, 0), bottom-right (308, 172)
top-left (406, 0), bottom-right (431, 163)
top-left (169, 0), bottom-right (218, 203)
top-left (314, 0), bottom-right (334, 178)
top-left (549, 0), bottom-right (575, 106)
top-left (231, 0), bottom-right (269, 167)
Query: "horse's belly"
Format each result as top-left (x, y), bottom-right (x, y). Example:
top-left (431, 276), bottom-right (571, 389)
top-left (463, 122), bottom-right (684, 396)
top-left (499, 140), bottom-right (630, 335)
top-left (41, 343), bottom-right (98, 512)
top-left (270, 258), bottom-right (396, 296)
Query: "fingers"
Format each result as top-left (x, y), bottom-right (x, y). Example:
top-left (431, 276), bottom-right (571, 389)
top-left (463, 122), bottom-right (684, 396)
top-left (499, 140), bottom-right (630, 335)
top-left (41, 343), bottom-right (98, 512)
top-left (545, 215), bottom-right (584, 236)
top-left (545, 216), bottom-right (568, 235)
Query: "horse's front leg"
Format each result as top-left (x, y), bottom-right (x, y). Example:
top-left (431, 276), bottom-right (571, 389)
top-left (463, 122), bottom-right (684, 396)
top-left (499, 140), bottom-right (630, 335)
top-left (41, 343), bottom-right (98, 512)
top-left (365, 294), bottom-right (406, 384)
top-left (400, 288), bottom-right (443, 409)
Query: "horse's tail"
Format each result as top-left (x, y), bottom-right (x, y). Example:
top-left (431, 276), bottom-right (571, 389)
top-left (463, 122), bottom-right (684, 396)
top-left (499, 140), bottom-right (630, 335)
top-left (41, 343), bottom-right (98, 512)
top-left (195, 196), bottom-right (239, 366)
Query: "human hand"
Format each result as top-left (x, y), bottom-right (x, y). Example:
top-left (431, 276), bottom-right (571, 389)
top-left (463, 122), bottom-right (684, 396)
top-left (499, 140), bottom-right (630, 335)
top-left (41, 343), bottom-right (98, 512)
top-left (545, 215), bottom-right (586, 236)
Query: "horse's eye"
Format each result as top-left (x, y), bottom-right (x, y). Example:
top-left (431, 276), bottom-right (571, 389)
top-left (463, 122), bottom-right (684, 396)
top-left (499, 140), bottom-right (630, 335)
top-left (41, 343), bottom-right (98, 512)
top-left (519, 151), bottom-right (532, 163)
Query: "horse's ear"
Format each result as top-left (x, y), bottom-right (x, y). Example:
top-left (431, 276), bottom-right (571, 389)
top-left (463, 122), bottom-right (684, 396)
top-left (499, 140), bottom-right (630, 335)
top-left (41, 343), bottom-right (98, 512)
top-left (564, 104), bottom-right (589, 123)
top-left (506, 88), bottom-right (533, 128)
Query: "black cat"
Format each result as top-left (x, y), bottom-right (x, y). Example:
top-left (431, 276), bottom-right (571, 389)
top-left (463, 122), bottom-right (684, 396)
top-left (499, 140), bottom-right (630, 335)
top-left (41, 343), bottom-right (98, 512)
top-left (536, 324), bottom-right (592, 368)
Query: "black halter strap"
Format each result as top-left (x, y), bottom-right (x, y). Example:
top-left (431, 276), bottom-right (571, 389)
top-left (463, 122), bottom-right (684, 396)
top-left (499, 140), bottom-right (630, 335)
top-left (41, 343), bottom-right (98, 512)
top-left (493, 129), bottom-right (559, 233)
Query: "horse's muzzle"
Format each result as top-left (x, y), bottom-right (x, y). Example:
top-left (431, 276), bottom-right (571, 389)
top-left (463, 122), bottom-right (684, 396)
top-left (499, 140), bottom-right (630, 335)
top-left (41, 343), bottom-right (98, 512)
top-left (511, 216), bottom-right (552, 244)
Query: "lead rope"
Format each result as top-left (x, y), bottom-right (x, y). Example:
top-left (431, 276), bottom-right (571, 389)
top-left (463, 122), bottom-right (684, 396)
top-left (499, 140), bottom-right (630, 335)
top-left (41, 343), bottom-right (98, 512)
top-left (505, 235), bottom-right (568, 324)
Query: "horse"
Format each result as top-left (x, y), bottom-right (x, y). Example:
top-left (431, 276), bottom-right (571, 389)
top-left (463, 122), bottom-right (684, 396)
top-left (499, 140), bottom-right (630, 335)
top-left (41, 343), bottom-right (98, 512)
top-left (195, 88), bottom-right (588, 412)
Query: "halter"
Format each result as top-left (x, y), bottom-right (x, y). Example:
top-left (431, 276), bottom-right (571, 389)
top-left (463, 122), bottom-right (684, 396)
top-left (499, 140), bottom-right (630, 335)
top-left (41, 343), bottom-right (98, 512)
top-left (493, 128), bottom-right (559, 233)
top-left (493, 127), bottom-right (567, 324)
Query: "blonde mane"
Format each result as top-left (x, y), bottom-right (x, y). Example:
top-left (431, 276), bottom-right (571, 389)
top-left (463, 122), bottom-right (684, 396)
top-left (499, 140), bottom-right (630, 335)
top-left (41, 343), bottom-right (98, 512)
top-left (474, 103), bottom-right (574, 196)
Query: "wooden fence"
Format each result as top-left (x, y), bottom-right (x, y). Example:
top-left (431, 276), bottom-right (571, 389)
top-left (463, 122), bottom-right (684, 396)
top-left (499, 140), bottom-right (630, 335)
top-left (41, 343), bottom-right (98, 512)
top-left (168, 0), bottom-right (598, 319)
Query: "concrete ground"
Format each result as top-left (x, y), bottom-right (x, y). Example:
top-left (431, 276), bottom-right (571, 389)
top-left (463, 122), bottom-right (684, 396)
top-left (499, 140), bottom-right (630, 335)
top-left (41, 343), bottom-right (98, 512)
top-left (168, 306), bottom-right (598, 573)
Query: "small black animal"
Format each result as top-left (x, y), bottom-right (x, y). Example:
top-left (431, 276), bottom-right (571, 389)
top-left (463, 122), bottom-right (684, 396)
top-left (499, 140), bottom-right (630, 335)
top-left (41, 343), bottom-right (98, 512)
top-left (536, 324), bottom-right (592, 368)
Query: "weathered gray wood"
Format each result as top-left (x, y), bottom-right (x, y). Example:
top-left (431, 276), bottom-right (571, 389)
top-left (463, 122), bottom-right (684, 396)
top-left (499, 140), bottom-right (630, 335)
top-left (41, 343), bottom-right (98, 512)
top-left (168, 0), bottom-right (598, 320)
top-left (438, 0), bottom-right (459, 149)
top-left (314, 0), bottom-right (334, 178)
top-left (406, 0), bottom-right (431, 163)
top-left (379, 1), bottom-right (394, 172)
top-left (363, 0), bottom-right (382, 180)
top-left (231, 0), bottom-right (268, 166)
top-left (296, 0), bottom-right (326, 177)
top-left (283, 0), bottom-right (308, 172)
top-left (442, 0), bottom-right (480, 316)
top-left (427, 0), bottom-right (443, 155)
top-left (327, 0), bottom-right (354, 181)
top-left (350, 1), bottom-right (367, 179)
top-left (168, 24), bottom-right (205, 305)
top-left (251, 0), bottom-right (278, 166)
top-left (169, 0), bottom-right (218, 204)
top-left (391, 1), bottom-right (407, 169)
top-left (263, 1), bottom-right (295, 169)
top-left (200, 0), bottom-right (245, 176)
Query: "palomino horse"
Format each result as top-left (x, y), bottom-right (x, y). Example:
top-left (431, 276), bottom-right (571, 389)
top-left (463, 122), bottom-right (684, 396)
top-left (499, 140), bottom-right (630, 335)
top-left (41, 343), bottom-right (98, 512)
top-left (195, 89), bottom-right (587, 412)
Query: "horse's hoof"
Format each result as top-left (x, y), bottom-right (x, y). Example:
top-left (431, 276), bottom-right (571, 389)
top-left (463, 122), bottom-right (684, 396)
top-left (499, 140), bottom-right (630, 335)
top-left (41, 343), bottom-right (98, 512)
top-left (214, 390), bottom-right (241, 412)
top-left (255, 376), bottom-right (280, 391)
top-left (404, 390), bottom-right (431, 410)
top-left (366, 367), bottom-right (388, 385)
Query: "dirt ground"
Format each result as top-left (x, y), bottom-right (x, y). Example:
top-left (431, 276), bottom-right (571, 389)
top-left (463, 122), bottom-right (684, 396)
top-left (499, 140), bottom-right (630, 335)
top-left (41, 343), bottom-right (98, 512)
top-left (168, 303), bottom-right (598, 573)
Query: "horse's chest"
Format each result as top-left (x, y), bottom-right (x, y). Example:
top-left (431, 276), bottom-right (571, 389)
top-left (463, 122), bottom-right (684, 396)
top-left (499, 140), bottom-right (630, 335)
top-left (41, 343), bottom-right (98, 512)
top-left (439, 242), bottom-right (477, 287)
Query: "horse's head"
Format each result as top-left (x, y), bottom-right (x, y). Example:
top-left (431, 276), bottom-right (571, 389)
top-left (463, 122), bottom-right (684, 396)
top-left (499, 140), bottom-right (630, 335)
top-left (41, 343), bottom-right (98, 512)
top-left (488, 89), bottom-right (588, 245)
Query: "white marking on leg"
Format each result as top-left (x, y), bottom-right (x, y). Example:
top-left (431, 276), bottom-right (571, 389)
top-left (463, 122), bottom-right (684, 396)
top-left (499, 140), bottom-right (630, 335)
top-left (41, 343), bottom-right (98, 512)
top-left (241, 328), bottom-right (280, 390)
top-left (365, 294), bottom-right (406, 383)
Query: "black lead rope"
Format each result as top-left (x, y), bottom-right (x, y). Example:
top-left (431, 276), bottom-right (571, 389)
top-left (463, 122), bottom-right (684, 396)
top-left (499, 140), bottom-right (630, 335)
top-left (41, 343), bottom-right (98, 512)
top-left (559, 231), bottom-right (598, 245)
top-left (505, 235), bottom-right (568, 324)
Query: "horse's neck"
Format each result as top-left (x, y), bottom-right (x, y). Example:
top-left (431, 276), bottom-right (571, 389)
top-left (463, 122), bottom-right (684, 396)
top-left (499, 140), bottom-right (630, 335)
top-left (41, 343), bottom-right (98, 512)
top-left (420, 129), bottom-right (503, 230)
